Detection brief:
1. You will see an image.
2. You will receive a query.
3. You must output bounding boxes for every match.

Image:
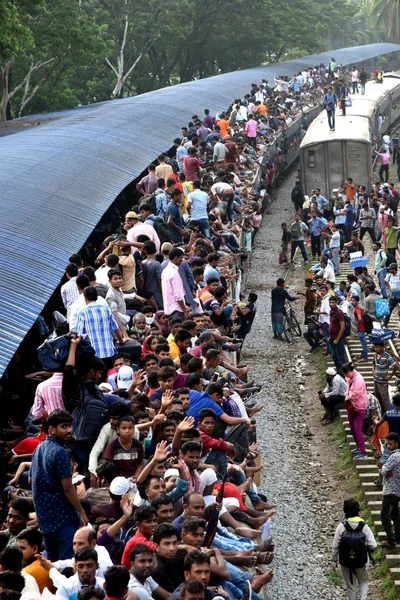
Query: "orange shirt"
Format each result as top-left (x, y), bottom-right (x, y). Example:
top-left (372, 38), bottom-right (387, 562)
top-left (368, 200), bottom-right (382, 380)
top-left (217, 119), bottom-right (230, 138)
top-left (255, 104), bottom-right (267, 116)
top-left (24, 561), bottom-right (56, 594)
top-left (346, 183), bottom-right (355, 201)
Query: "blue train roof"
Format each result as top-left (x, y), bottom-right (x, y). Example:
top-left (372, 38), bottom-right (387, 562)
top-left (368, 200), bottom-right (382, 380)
top-left (1, 42), bottom-right (399, 377)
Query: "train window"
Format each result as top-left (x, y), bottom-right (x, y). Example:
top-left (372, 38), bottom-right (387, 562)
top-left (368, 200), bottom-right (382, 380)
top-left (308, 149), bottom-right (316, 167)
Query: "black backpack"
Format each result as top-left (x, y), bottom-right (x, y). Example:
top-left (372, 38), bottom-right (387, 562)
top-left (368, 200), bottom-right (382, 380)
top-left (385, 252), bottom-right (396, 268)
top-left (343, 313), bottom-right (351, 337)
top-left (338, 521), bottom-right (368, 570)
top-left (139, 193), bottom-right (157, 215)
top-left (71, 380), bottom-right (108, 442)
top-left (153, 217), bottom-right (173, 244)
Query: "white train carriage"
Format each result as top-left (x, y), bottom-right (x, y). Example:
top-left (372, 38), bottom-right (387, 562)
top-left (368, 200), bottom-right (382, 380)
top-left (300, 74), bottom-right (400, 197)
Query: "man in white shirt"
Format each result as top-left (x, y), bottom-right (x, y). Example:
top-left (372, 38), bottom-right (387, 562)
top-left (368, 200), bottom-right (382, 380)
top-left (128, 544), bottom-right (166, 600)
top-left (50, 547), bottom-right (104, 600)
top-left (46, 528), bottom-right (112, 582)
top-left (316, 284), bottom-right (331, 341)
top-left (326, 224), bottom-right (341, 275)
top-left (69, 274), bottom-right (107, 331)
top-left (316, 257), bottom-right (336, 285)
top-left (61, 264), bottom-right (79, 320)
top-left (95, 254), bottom-right (119, 288)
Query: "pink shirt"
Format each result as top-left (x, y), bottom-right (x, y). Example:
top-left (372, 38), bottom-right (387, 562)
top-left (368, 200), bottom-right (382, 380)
top-left (245, 119), bottom-right (258, 138)
top-left (161, 262), bottom-right (185, 315)
top-left (375, 151), bottom-right (389, 165)
top-left (127, 223), bottom-right (160, 252)
top-left (31, 372), bottom-right (64, 420)
top-left (346, 370), bottom-right (368, 412)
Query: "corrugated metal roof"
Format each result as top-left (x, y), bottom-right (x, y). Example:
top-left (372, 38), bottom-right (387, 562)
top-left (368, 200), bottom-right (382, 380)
top-left (1, 43), bottom-right (399, 377)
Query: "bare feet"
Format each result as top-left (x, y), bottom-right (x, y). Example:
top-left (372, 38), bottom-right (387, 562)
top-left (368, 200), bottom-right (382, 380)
top-left (236, 527), bottom-right (262, 540)
top-left (251, 568), bottom-right (274, 592)
top-left (237, 477), bottom-right (252, 493)
top-left (237, 555), bottom-right (258, 568)
top-left (245, 465), bottom-right (263, 477)
top-left (254, 499), bottom-right (276, 511)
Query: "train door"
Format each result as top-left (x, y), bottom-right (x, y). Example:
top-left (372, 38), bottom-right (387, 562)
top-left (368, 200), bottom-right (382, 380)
top-left (300, 143), bottom-right (328, 196)
top-left (345, 141), bottom-right (371, 188)
top-left (326, 141), bottom-right (345, 192)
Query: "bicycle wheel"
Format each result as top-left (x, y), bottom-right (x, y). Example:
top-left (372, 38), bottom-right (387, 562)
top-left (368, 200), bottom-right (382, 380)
top-left (289, 310), bottom-right (302, 336)
top-left (283, 317), bottom-right (293, 343)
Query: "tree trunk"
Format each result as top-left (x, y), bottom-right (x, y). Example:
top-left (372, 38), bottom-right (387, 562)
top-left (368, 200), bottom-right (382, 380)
top-left (0, 62), bottom-right (12, 122)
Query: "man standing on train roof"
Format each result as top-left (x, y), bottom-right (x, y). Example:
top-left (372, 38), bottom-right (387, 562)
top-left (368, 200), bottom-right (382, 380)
top-left (323, 86), bottom-right (337, 131)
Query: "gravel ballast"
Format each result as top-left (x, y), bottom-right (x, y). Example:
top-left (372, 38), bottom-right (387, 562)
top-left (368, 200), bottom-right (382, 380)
top-left (243, 173), bottom-right (346, 600)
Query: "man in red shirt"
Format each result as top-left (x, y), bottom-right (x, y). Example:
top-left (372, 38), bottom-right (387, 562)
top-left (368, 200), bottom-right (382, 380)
top-left (197, 408), bottom-right (235, 479)
top-left (121, 506), bottom-right (157, 568)
top-left (328, 297), bottom-right (346, 371)
top-left (352, 295), bottom-right (368, 360)
top-left (183, 148), bottom-right (203, 182)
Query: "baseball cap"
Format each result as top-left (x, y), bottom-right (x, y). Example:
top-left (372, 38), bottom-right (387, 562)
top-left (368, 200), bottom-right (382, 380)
top-left (326, 367), bottom-right (336, 376)
top-left (332, 188), bottom-right (339, 192)
top-left (389, 263), bottom-right (398, 270)
top-left (109, 476), bottom-right (130, 496)
top-left (117, 365), bottom-right (134, 389)
top-left (126, 211), bottom-right (138, 219)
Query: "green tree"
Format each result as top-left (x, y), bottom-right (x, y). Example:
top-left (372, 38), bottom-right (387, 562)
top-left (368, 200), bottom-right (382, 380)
top-left (367, 0), bottom-right (400, 43)
top-left (0, 0), bottom-right (108, 120)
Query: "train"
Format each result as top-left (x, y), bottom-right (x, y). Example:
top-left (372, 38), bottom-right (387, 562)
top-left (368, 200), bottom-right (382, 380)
top-left (299, 74), bottom-right (400, 197)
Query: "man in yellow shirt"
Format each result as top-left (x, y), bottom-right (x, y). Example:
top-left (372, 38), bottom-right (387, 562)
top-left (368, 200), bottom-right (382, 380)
top-left (168, 329), bottom-right (192, 360)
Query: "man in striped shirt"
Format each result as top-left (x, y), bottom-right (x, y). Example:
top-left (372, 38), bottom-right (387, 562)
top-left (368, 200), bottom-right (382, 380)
top-left (75, 287), bottom-right (125, 361)
top-left (61, 264), bottom-right (80, 319)
top-left (31, 372), bottom-right (64, 420)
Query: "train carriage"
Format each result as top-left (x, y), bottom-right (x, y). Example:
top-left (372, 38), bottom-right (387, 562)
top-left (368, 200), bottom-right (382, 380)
top-left (300, 74), bottom-right (400, 197)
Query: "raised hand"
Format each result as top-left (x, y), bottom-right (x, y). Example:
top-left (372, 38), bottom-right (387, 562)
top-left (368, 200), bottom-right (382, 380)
top-left (161, 389), bottom-right (174, 407)
top-left (177, 416), bottom-right (195, 431)
top-left (154, 440), bottom-right (171, 463)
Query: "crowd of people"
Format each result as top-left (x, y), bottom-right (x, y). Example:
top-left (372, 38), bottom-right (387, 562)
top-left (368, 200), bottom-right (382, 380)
top-left (273, 158), bottom-right (400, 597)
top-left (0, 64), bottom-right (341, 600)
top-left (0, 59), bottom-right (394, 600)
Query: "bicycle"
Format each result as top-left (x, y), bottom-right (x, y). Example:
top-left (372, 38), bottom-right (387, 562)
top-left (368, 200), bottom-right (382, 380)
top-left (282, 301), bottom-right (302, 343)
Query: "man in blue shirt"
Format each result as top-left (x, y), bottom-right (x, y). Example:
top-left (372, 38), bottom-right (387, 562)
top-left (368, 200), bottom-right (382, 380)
top-left (187, 180), bottom-right (211, 239)
top-left (185, 375), bottom-right (250, 429)
top-left (323, 86), bottom-right (337, 130)
top-left (31, 409), bottom-right (88, 560)
top-left (166, 189), bottom-right (186, 242)
top-left (314, 189), bottom-right (329, 214)
top-left (308, 211), bottom-right (324, 258)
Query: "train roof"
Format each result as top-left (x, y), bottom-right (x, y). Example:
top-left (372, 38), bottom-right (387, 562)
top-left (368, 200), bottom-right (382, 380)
top-left (1, 42), bottom-right (400, 378)
top-left (301, 73), bottom-right (400, 149)
top-left (301, 114), bottom-right (371, 146)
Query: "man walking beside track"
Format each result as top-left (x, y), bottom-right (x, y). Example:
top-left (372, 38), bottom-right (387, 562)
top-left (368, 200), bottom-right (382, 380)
top-left (380, 432), bottom-right (400, 549)
top-left (290, 213), bottom-right (309, 264)
top-left (373, 342), bottom-right (399, 413)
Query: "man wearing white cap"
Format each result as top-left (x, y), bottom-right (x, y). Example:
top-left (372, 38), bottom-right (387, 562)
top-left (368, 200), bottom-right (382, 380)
top-left (318, 367), bottom-right (348, 425)
top-left (90, 476), bottom-right (130, 521)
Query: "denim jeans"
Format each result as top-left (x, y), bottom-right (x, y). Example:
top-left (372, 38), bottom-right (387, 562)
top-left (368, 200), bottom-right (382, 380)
top-left (329, 338), bottom-right (346, 371)
top-left (230, 467), bottom-right (261, 506)
top-left (378, 269), bottom-right (388, 298)
top-left (326, 109), bottom-right (335, 129)
top-left (222, 562), bottom-right (264, 600)
top-left (204, 449), bottom-right (228, 479)
top-left (384, 293), bottom-right (400, 326)
top-left (197, 218), bottom-right (211, 239)
top-left (357, 330), bottom-right (368, 359)
top-left (381, 494), bottom-right (400, 544)
top-left (291, 239), bottom-right (308, 261)
top-left (43, 522), bottom-right (78, 560)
